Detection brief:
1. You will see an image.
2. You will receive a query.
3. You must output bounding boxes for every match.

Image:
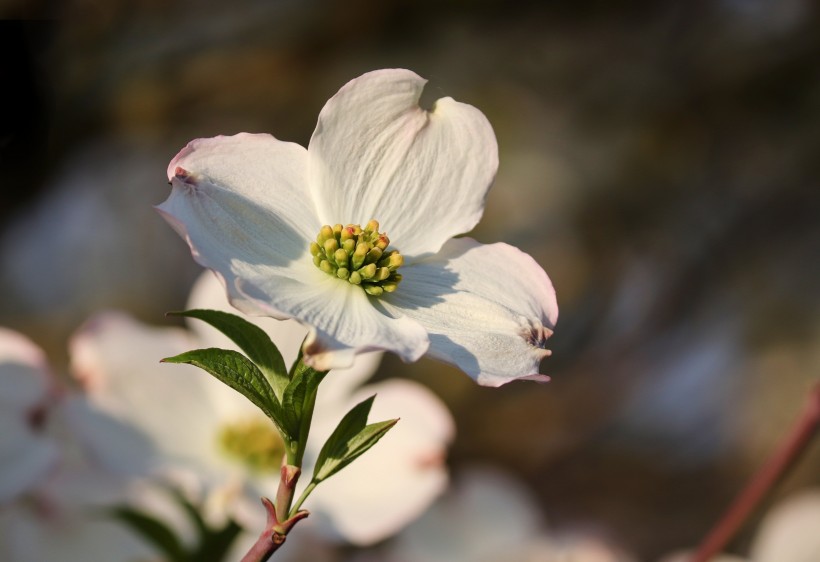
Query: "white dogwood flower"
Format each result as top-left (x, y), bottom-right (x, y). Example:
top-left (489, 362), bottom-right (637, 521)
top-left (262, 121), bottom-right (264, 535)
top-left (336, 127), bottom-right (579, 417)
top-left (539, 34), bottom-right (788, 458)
top-left (69, 271), bottom-right (454, 546)
top-left (0, 329), bottom-right (155, 562)
top-left (158, 68), bottom-right (558, 386)
top-left (0, 328), bottom-right (58, 504)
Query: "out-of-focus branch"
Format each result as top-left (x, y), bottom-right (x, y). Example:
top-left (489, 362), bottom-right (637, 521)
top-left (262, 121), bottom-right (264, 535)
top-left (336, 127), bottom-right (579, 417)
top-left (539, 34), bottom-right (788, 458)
top-left (691, 383), bottom-right (820, 562)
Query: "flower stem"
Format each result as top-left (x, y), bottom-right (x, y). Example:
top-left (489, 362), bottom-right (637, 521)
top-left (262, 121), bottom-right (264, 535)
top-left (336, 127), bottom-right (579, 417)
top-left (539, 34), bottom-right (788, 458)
top-left (691, 383), bottom-right (820, 562)
top-left (240, 465), bottom-right (308, 561)
top-left (275, 465), bottom-right (301, 523)
top-left (289, 481), bottom-right (318, 517)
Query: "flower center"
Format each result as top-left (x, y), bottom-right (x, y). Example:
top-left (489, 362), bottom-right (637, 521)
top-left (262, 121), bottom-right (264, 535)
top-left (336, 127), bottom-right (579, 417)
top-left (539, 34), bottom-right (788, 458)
top-left (217, 418), bottom-right (284, 473)
top-left (310, 219), bottom-right (404, 297)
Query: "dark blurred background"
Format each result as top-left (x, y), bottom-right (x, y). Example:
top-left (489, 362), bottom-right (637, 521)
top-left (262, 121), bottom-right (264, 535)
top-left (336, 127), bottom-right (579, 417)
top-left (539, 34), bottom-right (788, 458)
top-left (2, 1), bottom-right (819, 559)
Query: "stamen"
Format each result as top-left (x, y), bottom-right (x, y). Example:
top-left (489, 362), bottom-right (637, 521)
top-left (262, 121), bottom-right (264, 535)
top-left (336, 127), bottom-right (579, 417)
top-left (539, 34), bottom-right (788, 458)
top-left (310, 220), bottom-right (404, 296)
top-left (218, 418), bottom-right (284, 473)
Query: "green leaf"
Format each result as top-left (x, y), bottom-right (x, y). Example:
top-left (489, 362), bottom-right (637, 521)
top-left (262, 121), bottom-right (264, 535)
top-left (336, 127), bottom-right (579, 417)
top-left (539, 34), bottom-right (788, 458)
top-left (170, 309), bottom-right (289, 400)
top-left (106, 506), bottom-right (188, 562)
top-left (162, 348), bottom-right (289, 439)
top-left (312, 395), bottom-right (398, 483)
top-left (280, 363), bottom-right (327, 464)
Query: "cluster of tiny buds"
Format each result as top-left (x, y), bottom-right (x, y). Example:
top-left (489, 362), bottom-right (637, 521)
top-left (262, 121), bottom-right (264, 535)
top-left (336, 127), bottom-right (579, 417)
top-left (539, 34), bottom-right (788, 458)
top-left (310, 219), bottom-right (404, 296)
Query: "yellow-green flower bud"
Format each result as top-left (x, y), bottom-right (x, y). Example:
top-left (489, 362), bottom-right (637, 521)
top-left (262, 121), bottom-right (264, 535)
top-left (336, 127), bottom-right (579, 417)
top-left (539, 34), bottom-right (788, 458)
top-left (317, 225), bottom-right (334, 243)
top-left (364, 285), bottom-right (384, 296)
top-left (365, 247), bottom-right (383, 265)
top-left (324, 238), bottom-right (339, 255)
top-left (334, 248), bottom-right (349, 266)
top-left (310, 219), bottom-right (404, 297)
top-left (374, 235), bottom-right (389, 251)
top-left (352, 243), bottom-right (369, 269)
top-left (379, 252), bottom-right (404, 270)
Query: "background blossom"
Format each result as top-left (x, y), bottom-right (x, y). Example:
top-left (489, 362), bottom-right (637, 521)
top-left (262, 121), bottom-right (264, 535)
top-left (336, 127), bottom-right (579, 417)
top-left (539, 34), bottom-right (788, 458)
top-left (70, 271), bottom-right (455, 547)
top-left (0, 329), bottom-right (156, 562)
top-left (2, 3), bottom-right (819, 558)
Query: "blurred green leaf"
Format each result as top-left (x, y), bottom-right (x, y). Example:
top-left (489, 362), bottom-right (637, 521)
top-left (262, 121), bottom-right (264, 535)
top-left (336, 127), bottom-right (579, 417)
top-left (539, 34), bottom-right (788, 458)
top-left (107, 506), bottom-right (188, 562)
top-left (170, 309), bottom-right (289, 400)
top-left (190, 519), bottom-right (243, 562)
top-left (312, 395), bottom-right (398, 483)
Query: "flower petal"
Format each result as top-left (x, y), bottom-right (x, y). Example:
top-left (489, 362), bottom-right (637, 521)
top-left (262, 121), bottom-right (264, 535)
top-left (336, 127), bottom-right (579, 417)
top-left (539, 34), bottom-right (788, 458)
top-left (235, 265), bottom-right (428, 370)
top-left (0, 411), bottom-right (58, 503)
top-left (751, 490), bottom-right (820, 562)
top-left (308, 69), bottom-right (498, 257)
top-left (390, 467), bottom-right (545, 562)
top-left (68, 312), bottom-right (226, 474)
top-left (0, 329), bottom-right (59, 502)
top-left (384, 238), bottom-right (557, 386)
top-left (0, 328), bottom-right (54, 414)
top-left (0, 500), bottom-right (156, 562)
top-left (307, 379), bottom-right (454, 545)
top-left (157, 133), bottom-right (320, 317)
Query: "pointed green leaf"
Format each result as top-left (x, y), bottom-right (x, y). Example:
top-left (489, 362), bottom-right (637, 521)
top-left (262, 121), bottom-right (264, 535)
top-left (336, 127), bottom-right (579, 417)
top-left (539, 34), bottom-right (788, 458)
top-left (312, 395), bottom-right (398, 483)
top-left (106, 506), bottom-right (188, 562)
top-left (281, 362), bottom-right (327, 466)
top-left (170, 309), bottom-right (289, 399)
top-left (162, 348), bottom-right (289, 439)
top-left (281, 366), bottom-right (327, 440)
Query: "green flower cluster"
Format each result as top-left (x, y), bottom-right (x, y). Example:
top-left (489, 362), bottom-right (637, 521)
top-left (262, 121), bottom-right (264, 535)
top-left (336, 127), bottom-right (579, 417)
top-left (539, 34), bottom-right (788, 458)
top-left (310, 219), bottom-right (404, 296)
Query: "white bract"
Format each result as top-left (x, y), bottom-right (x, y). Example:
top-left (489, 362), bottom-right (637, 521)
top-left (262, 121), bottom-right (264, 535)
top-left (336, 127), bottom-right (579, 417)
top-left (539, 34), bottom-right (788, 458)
top-left (0, 329), bottom-right (58, 504)
top-left (70, 271), bottom-right (454, 546)
top-left (158, 68), bottom-right (558, 386)
top-left (384, 466), bottom-right (634, 562)
top-left (0, 329), bottom-right (155, 562)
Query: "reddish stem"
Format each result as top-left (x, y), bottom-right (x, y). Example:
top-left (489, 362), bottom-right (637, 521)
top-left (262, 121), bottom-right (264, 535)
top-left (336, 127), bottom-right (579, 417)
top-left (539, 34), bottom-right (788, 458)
top-left (691, 383), bottom-right (820, 562)
top-left (240, 497), bottom-right (309, 562)
top-left (240, 464), bottom-right (309, 562)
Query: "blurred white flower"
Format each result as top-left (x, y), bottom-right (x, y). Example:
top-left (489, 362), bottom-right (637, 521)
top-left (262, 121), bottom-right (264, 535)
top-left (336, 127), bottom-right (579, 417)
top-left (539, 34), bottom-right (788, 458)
top-left (382, 466), bottom-right (634, 562)
top-left (0, 328), bottom-right (58, 504)
top-left (749, 490), bottom-right (820, 562)
top-left (0, 328), bottom-right (155, 562)
top-left (158, 68), bottom-right (558, 386)
top-left (69, 271), bottom-right (454, 547)
top-left (659, 489), bottom-right (820, 562)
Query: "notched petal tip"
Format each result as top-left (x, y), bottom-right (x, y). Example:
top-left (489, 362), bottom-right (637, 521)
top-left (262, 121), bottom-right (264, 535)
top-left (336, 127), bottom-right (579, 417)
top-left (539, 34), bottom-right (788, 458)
top-left (521, 318), bottom-right (554, 350)
top-left (169, 166), bottom-right (201, 193)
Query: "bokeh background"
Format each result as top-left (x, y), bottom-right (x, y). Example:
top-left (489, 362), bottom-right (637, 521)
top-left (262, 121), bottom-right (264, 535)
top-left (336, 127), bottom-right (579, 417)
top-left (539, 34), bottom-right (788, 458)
top-left (2, 1), bottom-right (819, 559)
